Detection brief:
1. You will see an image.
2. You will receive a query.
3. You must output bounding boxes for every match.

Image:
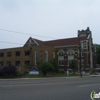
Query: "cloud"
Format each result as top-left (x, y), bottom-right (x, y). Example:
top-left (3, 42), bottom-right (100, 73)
top-left (0, 0), bottom-right (100, 48)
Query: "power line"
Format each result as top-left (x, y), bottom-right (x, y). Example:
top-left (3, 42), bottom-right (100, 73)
top-left (0, 29), bottom-right (57, 39)
top-left (0, 41), bottom-right (23, 45)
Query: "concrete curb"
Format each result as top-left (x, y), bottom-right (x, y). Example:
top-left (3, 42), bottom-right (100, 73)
top-left (0, 74), bottom-right (100, 80)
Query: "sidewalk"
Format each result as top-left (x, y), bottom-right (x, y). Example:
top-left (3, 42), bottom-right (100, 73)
top-left (0, 74), bottom-right (100, 80)
top-left (90, 74), bottom-right (100, 77)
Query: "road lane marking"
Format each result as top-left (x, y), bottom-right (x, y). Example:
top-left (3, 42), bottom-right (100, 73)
top-left (0, 79), bottom-right (99, 88)
top-left (78, 83), bottom-right (100, 87)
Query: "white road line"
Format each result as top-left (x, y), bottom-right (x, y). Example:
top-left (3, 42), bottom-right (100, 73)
top-left (78, 83), bottom-right (100, 87)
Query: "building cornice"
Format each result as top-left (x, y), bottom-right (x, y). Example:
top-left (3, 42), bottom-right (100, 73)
top-left (55, 44), bottom-right (78, 48)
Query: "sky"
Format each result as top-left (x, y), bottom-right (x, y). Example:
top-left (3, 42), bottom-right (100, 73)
top-left (0, 0), bottom-right (100, 49)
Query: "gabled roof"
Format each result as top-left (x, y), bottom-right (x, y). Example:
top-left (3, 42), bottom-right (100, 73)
top-left (34, 36), bottom-right (87, 47)
top-left (24, 37), bottom-right (39, 46)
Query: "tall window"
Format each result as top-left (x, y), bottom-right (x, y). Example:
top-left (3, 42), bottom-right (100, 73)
top-left (35, 51), bottom-right (38, 64)
top-left (81, 40), bottom-right (87, 49)
top-left (53, 52), bottom-right (55, 58)
top-left (45, 51), bottom-right (48, 62)
top-left (58, 50), bottom-right (64, 66)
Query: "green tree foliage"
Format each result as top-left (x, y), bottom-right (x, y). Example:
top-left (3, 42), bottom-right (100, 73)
top-left (38, 62), bottom-right (54, 76)
top-left (69, 60), bottom-right (77, 74)
top-left (96, 46), bottom-right (100, 65)
top-left (50, 58), bottom-right (59, 73)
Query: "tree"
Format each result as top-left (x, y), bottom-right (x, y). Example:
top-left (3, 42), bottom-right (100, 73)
top-left (50, 58), bottom-right (59, 73)
top-left (69, 60), bottom-right (77, 74)
top-left (38, 62), bottom-right (54, 76)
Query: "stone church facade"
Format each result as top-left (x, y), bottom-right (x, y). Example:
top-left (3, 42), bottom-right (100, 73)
top-left (0, 27), bottom-right (97, 73)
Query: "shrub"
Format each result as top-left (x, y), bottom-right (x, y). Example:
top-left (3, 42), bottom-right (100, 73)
top-left (50, 58), bottom-right (59, 73)
top-left (38, 62), bottom-right (54, 76)
top-left (69, 60), bottom-right (78, 74)
top-left (0, 65), bottom-right (17, 78)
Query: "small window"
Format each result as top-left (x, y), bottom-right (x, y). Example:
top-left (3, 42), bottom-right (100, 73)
top-left (0, 61), bottom-right (3, 66)
top-left (25, 50), bottom-right (30, 56)
top-left (24, 61), bottom-right (30, 65)
top-left (0, 52), bottom-right (4, 57)
top-left (7, 61), bottom-right (11, 66)
top-left (7, 52), bottom-right (12, 57)
top-left (16, 51), bottom-right (20, 56)
top-left (15, 61), bottom-right (20, 66)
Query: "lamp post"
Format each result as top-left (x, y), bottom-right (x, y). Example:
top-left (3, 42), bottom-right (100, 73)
top-left (79, 40), bottom-right (82, 77)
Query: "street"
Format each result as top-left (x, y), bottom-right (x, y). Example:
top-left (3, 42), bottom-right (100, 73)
top-left (0, 76), bottom-right (100, 100)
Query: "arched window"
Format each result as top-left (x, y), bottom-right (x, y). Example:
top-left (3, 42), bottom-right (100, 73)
top-left (35, 51), bottom-right (38, 64)
top-left (59, 51), bottom-right (64, 56)
top-left (68, 50), bottom-right (74, 56)
top-left (58, 50), bottom-right (64, 66)
top-left (45, 51), bottom-right (48, 62)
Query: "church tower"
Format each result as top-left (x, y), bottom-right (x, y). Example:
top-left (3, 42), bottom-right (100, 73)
top-left (78, 27), bottom-right (92, 38)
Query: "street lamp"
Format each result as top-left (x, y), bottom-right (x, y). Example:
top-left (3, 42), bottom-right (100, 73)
top-left (79, 40), bottom-right (82, 77)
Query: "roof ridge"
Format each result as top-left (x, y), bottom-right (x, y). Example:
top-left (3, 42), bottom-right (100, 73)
top-left (43, 36), bottom-right (86, 42)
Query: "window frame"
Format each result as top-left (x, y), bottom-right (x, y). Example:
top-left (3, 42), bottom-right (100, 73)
top-left (68, 50), bottom-right (74, 56)
top-left (25, 50), bottom-right (30, 56)
top-left (7, 52), bottom-right (12, 57)
top-left (15, 51), bottom-right (20, 56)
top-left (58, 60), bottom-right (64, 66)
top-left (24, 60), bottom-right (30, 66)
top-left (59, 51), bottom-right (64, 56)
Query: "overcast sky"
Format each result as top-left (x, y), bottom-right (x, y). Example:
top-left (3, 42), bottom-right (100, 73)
top-left (0, 0), bottom-right (100, 49)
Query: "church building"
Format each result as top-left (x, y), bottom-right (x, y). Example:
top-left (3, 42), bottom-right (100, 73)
top-left (0, 27), bottom-right (97, 73)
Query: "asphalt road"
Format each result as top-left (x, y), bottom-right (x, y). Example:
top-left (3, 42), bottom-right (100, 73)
top-left (0, 76), bottom-right (100, 100)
